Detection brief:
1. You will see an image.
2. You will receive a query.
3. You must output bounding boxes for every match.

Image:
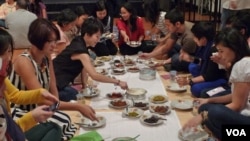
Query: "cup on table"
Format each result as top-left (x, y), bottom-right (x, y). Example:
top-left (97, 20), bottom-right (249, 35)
top-left (169, 70), bottom-right (177, 83)
top-left (76, 93), bottom-right (85, 104)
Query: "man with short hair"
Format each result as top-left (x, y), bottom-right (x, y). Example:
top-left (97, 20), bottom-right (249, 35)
top-left (5, 0), bottom-right (37, 49)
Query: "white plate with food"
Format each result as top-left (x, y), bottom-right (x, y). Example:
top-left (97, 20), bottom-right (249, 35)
top-left (149, 103), bottom-right (171, 115)
top-left (111, 68), bottom-right (126, 75)
top-left (94, 60), bottom-right (104, 67)
top-left (133, 100), bottom-right (149, 110)
top-left (178, 126), bottom-right (209, 141)
top-left (97, 56), bottom-right (112, 62)
top-left (76, 115), bottom-right (106, 129)
top-left (95, 68), bottom-right (108, 75)
top-left (109, 99), bottom-right (129, 109)
top-left (127, 66), bottom-right (140, 73)
top-left (82, 88), bottom-right (100, 98)
top-left (124, 58), bottom-right (135, 66)
top-left (122, 107), bottom-right (144, 118)
top-left (140, 113), bottom-right (165, 126)
top-left (106, 92), bottom-right (124, 99)
top-left (127, 41), bottom-right (141, 47)
top-left (149, 95), bottom-right (168, 104)
top-left (171, 99), bottom-right (193, 110)
top-left (166, 83), bottom-right (187, 92)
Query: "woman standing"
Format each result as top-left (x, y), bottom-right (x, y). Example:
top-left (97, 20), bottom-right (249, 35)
top-left (116, 2), bottom-right (145, 55)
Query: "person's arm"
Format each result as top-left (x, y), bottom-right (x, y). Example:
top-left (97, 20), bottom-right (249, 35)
top-left (137, 17), bottom-right (145, 42)
top-left (226, 82), bottom-right (250, 111)
top-left (71, 53), bottom-right (128, 89)
top-left (207, 94), bottom-right (232, 104)
top-left (48, 58), bottom-right (59, 98)
top-left (116, 19), bottom-right (129, 42)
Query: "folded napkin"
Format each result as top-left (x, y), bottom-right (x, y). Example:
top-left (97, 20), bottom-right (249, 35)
top-left (70, 131), bottom-right (103, 141)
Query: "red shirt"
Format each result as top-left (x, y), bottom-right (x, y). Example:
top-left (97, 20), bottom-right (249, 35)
top-left (116, 17), bottom-right (145, 45)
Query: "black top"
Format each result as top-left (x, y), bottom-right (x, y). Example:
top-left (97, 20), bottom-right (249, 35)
top-left (53, 36), bottom-right (89, 90)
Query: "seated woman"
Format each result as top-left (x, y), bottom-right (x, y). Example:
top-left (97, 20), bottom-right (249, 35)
top-left (9, 19), bottom-right (98, 140)
top-left (53, 8), bottom-right (77, 57)
top-left (90, 0), bottom-right (118, 56)
top-left (183, 27), bottom-right (250, 140)
top-left (53, 17), bottom-right (128, 102)
top-left (176, 21), bottom-right (228, 97)
top-left (0, 28), bottom-right (60, 140)
top-left (0, 0), bottom-right (16, 28)
top-left (116, 2), bottom-right (145, 55)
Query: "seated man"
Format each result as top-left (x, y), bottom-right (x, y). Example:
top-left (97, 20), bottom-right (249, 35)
top-left (176, 21), bottom-right (228, 97)
top-left (140, 8), bottom-right (196, 72)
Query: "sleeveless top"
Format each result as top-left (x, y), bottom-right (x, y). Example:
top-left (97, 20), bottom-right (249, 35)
top-left (9, 53), bottom-right (77, 140)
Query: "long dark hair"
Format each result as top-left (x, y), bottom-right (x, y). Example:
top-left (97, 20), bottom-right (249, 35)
top-left (94, 0), bottom-right (109, 26)
top-left (120, 2), bottom-right (137, 32)
top-left (214, 27), bottom-right (250, 74)
top-left (0, 29), bottom-right (14, 75)
top-left (143, 0), bottom-right (160, 27)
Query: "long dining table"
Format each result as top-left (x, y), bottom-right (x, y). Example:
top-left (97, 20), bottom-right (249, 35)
top-left (70, 55), bottom-right (184, 141)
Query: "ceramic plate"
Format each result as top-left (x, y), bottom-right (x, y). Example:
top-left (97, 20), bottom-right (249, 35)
top-left (149, 95), bottom-right (168, 104)
top-left (111, 68), bottom-right (126, 75)
top-left (171, 99), bottom-right (193, 110)
top-left (166, 83), bottom-right (187, 92)
top-left (78, 115), bottom-right (106, 128)
top-left (127, 66), bottom-right (140, 73)
top-left (109, 99), bottom-right (129, 109)
top-left (95, 68), bottom-right (108, 75)
top-left (124, 59), bottom-right (136, 66)
top-left (112, 137), bottom-right (136, 141)
top-left (122, 107), bottom-right (144, 118)
top-left (178, 126), bottom-right (209, 141)
top-left (106, 92), bottom-right (124, 99)
top-left (140, 113), bottom-right (164, 126)
top-left (149, 103), bottom-right (171, 115)
top-left (97, 56), bottom-right (111, 62)
top-left (94, 60), bottom-right (104, 67)
top-left (82, 88), bottom-right (100, 98)
top-left (126, 41), bottom-right (141, 47)
top-left (126, 88), bottom-right (147, 95)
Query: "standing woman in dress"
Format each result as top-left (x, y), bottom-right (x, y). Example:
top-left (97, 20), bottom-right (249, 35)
top-left (91, 0), bottom-right (118, 56)
top-left (116, 2), bottom-right (145, 55)
top-left (28, 0), bottom-right (47, 19)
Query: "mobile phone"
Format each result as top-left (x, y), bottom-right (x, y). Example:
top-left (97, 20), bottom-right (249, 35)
top-left (47, 102), bottom-right (59, 112)
top-left (206, 86), bottom-right (226, 96)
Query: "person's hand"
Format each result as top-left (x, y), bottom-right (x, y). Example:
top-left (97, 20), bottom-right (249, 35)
top-left (78, 105), bottom-right (98, 121)
top-left (139, 53), bottom-right (151, 60)
top-left (195, 98), bottom-right (209, 107)
top-left (39, 90), bottom-right (59, 105)
top-left (124, 35), bottom-right (129, 43)
top-left (182, 114), bottom-right (203, 130)
top-left (31, 105), bottom-right (54, 123)
top-left (176, 76), bottom-right (189, 87)
top-left (230, 0), bottom-right (237, 9)
top-left (210, 53), bottom-right (231, 69)
top-left (118, 81), bottom-right (128, 90)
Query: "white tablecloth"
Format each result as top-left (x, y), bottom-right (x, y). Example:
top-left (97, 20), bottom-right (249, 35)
top-left (80, 56), bottom-right (182, 141)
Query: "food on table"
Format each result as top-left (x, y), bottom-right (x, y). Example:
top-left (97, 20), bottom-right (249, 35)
top-left (153, 106), bottom-right (169, 113)
top-left (153, 95), bottom-right (165, 101)
top-left (111, 100), bottom-right (127, 107)
top-left (113, 68), bottom-right (125, 73)
top-left (144, 115), bottom-right (159, 123)
top-left (107, 92), bottom-right (123, 99)
top-left (134, 102), bottom-right (147, 107)
top-left (128, 111), bottom-right (139, 117)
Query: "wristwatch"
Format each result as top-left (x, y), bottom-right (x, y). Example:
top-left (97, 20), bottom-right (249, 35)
top-left (189, 78), bottom-right (194, 86)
